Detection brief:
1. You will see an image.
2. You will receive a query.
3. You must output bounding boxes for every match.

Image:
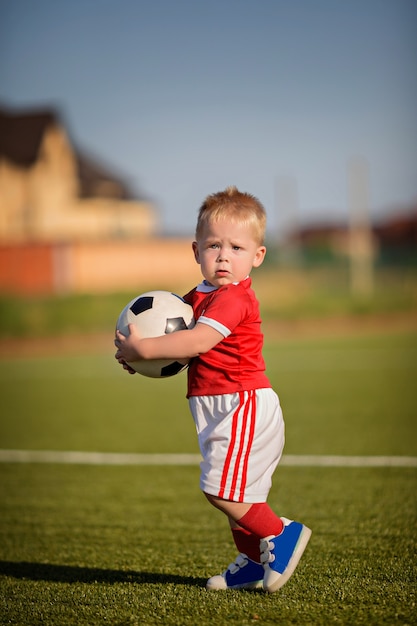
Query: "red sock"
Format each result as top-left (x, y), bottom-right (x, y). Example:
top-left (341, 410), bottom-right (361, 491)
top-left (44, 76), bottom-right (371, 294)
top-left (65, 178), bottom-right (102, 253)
top-left (232, 527), bottom-right (263, 563)
top-left (237, 503), bottom-right (284, 539)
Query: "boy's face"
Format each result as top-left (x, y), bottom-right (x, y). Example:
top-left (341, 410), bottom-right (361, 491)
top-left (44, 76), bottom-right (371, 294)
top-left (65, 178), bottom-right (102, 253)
top-left (192, 219), bottom-right (266, 288)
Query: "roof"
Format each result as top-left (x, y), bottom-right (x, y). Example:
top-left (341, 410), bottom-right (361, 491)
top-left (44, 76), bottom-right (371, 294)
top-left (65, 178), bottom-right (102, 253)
top-left (0, 106), bottom-right (57, 167)
top-left (0, 104), bottom-right (139, 200)
top-left (76, 151), bottom-right (133, 200)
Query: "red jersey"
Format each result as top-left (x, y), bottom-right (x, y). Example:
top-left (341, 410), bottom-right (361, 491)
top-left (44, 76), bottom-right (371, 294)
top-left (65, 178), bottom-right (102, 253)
top-left (183, 276), bottom-right (271, 397)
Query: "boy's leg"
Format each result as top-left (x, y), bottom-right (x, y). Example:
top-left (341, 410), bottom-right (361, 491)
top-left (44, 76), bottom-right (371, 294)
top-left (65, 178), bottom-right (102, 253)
top-left (205, 497), bottom-right (282, 590)
top-left (205, 499), bottom-right (269, 591)
top-left (229, 502), bottom-right (284, 563)
top-left (231, 526), bottom-right (261, 563)
top-left (205, 495), bottom-right (284, 539)
top-left (235, 502), bottom-right (284, 537)
top-left (237, 503), bottom-right (312, 593)
top-left (205, 495), bottom-right (311, 592)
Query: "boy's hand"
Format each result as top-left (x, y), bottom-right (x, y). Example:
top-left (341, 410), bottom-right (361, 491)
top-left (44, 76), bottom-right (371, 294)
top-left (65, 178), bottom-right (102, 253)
top-left (118, 359), bottom-right (137, 375)
top-left (114, 324), bottom-right (142, 374)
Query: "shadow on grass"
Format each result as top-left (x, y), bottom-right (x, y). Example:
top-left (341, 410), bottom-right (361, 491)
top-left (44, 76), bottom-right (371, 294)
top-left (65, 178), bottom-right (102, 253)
top-left (0, 560), bottom-right (207, 588)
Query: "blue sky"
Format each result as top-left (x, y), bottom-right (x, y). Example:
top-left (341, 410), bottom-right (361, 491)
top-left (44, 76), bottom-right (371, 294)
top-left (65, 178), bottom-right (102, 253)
top-left (1, 0), bottom-right (416, 236)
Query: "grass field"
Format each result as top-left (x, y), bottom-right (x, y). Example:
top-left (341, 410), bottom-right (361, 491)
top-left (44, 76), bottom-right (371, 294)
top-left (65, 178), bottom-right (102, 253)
top-left (1, 324), bottom-right (416, 624)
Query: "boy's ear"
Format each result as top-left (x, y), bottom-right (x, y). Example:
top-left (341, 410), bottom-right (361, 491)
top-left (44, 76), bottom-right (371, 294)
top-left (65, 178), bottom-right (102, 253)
top-left (253, 245), bottom-right (266, 268)
top-left (192, 241), bottom-right (200, 264)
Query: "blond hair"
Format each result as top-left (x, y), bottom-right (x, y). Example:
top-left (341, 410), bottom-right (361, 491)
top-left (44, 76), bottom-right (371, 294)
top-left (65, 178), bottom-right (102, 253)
top-left (195, 186), bottom-right (267, 245)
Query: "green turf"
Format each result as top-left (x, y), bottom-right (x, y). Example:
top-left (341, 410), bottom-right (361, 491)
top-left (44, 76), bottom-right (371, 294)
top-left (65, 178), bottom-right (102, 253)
top-left (0, 332), bottom-right (416, 455)
top-left (0, 330), bottom-right (416, 624)
top-left (0, 464), bottom-right (415, 625)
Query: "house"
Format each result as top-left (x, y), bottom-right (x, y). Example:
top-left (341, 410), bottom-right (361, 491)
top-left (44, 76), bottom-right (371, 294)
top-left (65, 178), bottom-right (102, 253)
top-left (0, 105), bottom-right (157, 243)
top-left (0, 105), bottom-right (200, 295)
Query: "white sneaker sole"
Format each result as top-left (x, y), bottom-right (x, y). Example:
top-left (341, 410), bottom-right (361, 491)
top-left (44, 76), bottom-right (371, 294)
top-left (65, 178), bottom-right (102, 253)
top-left (263, 525), bottom-right (312, 593)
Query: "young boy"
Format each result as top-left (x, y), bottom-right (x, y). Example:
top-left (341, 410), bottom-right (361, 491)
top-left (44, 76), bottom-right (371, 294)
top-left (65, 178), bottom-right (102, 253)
top-left (115, 186), bottom-right (311, 593)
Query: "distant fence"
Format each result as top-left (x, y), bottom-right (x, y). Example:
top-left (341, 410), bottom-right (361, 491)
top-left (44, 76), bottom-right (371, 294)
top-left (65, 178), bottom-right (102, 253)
top-left (0, 239), bottom-right (201, 295)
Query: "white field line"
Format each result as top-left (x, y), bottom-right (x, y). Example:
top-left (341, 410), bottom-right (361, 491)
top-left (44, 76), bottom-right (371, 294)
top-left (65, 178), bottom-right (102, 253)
top-left (0, 449), bottom-right (416, 467)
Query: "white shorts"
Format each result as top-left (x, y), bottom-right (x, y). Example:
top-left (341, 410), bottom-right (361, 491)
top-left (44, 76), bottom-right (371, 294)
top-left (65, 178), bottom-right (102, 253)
top-left (188, 388), bottom-right (284, 503)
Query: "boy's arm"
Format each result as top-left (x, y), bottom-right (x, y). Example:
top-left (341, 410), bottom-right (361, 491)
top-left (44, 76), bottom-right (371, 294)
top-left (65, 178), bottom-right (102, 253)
top-left (114, 321), bottom-right (223, 364)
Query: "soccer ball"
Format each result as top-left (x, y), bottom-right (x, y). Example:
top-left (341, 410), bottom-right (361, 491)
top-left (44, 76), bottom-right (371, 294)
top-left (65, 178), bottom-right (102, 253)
top-left (116, 290), bottom-right (195, 378)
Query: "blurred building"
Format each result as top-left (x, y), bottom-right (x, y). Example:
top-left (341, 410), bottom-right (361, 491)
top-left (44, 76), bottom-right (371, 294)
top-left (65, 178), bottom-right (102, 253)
top-left (287, 211), bottom-right (417, 266)
top-left (0, 105), bottom-right (200, 295)
top-left (0, 105), bottom-right (157, 242)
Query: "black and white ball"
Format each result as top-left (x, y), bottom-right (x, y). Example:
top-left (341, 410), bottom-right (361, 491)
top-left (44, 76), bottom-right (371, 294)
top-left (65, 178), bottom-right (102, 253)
top-left (116, 290), bottom-right (195, 378)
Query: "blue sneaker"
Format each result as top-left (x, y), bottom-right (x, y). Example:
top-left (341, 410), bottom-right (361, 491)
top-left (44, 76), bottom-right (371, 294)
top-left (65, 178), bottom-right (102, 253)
top-left (260, 517), bottom-right (312, 593)
top-left (206, 553), bottom-right (264, 590)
